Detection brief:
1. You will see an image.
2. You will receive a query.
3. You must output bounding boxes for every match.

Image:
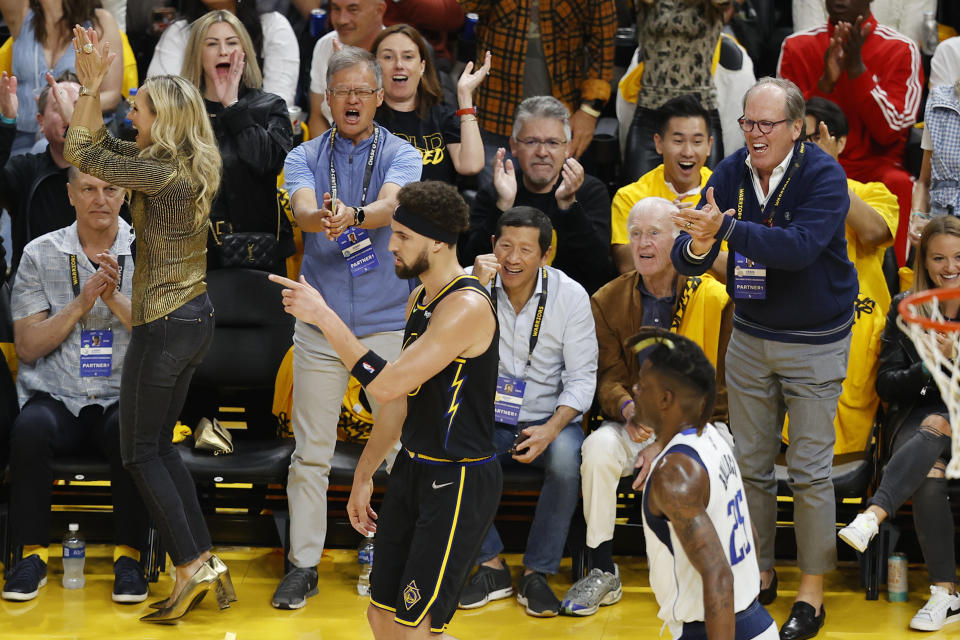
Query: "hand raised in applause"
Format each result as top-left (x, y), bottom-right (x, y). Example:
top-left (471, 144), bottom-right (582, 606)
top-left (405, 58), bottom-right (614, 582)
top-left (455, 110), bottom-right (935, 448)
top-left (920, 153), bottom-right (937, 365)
top-left (0, 72), bottom-right (17, 120)
top-left (671, 187), bottom-right (733, 255)
top-left (457, 50), bottom-right (491, 101)
top-left (94, 252), bottom-right (122, 302)
top-left (493, 147), bottom-right (517, 211)
top-left (555, 157), bottom-right (584, 210)
top-left (71, 25), bottom-right (116, 95)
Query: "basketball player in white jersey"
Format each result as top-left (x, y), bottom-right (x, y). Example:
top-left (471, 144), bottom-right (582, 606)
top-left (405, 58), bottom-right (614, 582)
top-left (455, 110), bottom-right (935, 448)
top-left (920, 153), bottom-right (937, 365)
top-left (629, 328), bottom-right (778, 640)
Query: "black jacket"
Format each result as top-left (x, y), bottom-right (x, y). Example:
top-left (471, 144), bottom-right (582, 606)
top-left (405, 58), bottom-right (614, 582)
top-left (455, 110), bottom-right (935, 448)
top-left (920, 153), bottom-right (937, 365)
top-left (0, 122), bottom-right (73, 279)
top-left (205, 88), bottom-right (294, 267)
top-left (876, 291), bottom-right (943, 445)
top-left (464, 170), bottom-right (616, 294)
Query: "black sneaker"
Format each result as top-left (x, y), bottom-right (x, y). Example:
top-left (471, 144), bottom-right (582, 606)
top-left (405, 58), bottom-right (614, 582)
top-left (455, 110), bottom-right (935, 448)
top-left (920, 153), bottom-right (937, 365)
top-left (516, 571), bottom-right (560, 617)
top-left (112, 556), bottom-right (149, 603)
top-left (272, 567), bottom-right (319, 610)
top-left (2, 555), bottom-right (47, 602)
top-left (458, 562), bottom-right (513, 609)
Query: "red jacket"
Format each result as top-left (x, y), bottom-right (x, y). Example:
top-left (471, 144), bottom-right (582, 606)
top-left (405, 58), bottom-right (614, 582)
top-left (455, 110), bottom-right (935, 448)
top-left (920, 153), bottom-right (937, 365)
top-left (777, 14), bottom-right (923, 176)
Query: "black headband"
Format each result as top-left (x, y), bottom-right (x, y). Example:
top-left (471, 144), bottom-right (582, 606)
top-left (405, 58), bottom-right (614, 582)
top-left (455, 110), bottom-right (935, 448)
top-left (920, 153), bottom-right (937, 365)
top-left (393, 205), bottom-right (459, 244)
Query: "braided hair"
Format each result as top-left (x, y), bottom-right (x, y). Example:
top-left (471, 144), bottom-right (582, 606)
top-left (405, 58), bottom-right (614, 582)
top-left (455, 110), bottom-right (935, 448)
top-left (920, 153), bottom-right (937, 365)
top-left (625, 327), bottom-right (716, 430)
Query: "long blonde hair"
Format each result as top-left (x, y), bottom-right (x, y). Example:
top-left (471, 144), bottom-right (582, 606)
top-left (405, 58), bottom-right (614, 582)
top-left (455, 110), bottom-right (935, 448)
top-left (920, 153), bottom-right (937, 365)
top-left (182, 10), bottom-right (263, 93)
top-left (140, 76), bottom-right (222, 217)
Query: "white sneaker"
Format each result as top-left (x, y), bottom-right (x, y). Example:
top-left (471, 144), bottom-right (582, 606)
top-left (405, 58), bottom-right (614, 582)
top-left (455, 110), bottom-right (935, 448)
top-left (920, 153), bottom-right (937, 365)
top-left (910, 585), bottom-right (960, 631)
top-left (837, 511), bottom-right (879, 553)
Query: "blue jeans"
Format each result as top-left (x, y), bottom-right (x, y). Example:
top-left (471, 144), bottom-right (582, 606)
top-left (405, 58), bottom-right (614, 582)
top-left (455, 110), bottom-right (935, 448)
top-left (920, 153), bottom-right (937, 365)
top-left (477, 419), bottom-right (584, 575)
top-left (120, 293), bottom-right (215, 566)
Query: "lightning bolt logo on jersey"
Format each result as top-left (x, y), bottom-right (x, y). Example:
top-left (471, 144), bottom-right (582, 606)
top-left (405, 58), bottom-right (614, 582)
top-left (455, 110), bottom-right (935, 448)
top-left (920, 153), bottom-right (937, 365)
top-left (400, 275), bottom-right (499, 461)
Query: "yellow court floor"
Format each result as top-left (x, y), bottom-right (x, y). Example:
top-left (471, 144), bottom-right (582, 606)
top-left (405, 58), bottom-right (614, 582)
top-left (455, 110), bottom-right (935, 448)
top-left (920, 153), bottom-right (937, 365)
top-left (0, 545), bottom-right (951, 639)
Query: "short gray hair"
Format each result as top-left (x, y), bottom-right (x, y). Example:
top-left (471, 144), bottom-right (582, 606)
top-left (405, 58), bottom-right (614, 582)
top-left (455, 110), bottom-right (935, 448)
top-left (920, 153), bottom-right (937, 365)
top-left (742, 77), bottom-right (805, 124)
top-left (627, 196), bottom-right (680, 239)
top-left (326, 46), bottom-right (382, 89)
top-left (511, 96), bottom-right (572, 141)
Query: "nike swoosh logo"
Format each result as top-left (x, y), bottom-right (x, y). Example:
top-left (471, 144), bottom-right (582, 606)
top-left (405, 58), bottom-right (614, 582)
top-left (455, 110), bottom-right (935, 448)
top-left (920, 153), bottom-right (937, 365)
top-left (432, 481), bottom-right (453, 490)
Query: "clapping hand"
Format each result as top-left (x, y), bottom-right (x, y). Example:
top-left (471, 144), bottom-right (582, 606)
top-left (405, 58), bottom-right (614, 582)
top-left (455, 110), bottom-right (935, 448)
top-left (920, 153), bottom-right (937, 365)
top-left (671, 186), bottom-right (732, 254)
top-left (812, 120), bottom-right (843, 160)
top-left (44, 72), bottom-right (77, 125)
top-left (818, 27), bottom-right (845, 94)
top-left (94, 252), bottom-right (122, 301)
top-left (71, 25), bottom-right (116, 95)
top-left (457, 50), bottom-right (492, 98)
top-left (841, 15), bottom-right (871, 77)
top-left (493, 147), bottom-right (517, 211)
top-left (0, 72), bottom-right (17, 120)
top-left (555, 157), bottom-right (584, 210)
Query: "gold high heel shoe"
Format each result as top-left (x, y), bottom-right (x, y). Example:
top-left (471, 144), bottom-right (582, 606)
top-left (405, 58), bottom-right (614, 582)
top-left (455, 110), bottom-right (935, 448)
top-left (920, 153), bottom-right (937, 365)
top-left (148, 555), bottom-right (237, 609)
top-left (207, 554), bottom-right (237, 603)
top-left (140, 563), bottom-right (224, 623)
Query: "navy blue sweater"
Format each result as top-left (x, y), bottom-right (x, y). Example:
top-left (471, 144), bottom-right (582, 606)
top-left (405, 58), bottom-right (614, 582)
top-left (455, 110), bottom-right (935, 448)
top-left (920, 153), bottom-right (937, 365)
top-left (671, 140), bottom-right (857, 344)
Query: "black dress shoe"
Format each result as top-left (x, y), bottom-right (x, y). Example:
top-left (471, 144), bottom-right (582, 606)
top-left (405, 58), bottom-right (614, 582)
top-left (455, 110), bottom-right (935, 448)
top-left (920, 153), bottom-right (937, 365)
top-left (779, 601), bottom-right (825, 640)
top-left (758, 569), bottom-right (777, 605)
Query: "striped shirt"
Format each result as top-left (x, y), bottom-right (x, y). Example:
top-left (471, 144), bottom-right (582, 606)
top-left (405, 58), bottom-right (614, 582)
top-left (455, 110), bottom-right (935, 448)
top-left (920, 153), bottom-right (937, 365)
top-left (461, 0), bottom-right (617, 137)
top-left (64, 126), bottom-right (208, 325)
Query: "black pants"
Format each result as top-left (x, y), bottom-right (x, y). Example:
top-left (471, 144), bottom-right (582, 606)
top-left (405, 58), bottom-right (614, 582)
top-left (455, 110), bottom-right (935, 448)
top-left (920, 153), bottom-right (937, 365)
top-left (870, 404), bottom-right (956, 584)
top-left (120, 293), bottom-right (215, 566)
top-left (9, 394), bottom-right (149, 550)
top-left (622, 105), bottom-right (725, 185)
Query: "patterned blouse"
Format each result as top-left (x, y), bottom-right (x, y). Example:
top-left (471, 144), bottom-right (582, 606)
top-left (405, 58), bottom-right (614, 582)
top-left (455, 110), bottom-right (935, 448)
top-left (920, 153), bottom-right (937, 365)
top-left (64, 126), bottom-right (208, 326)
top-left (635, 0), bottom-right (724, 110)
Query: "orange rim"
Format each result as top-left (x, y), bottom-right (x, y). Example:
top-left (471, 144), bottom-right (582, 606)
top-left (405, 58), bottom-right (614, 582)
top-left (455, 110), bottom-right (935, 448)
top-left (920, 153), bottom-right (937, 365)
top-left (898, 287), bottom-right (960, 332)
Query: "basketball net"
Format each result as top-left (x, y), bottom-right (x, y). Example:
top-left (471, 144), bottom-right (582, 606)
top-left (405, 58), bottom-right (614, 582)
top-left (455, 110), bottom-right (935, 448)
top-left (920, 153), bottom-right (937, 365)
top-left (897, 288), bottom-right (960, 478)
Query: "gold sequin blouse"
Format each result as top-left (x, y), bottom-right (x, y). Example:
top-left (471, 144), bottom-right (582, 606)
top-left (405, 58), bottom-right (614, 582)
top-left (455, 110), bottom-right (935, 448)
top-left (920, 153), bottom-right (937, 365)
top-left (64, 125), bottom-right (208, 325)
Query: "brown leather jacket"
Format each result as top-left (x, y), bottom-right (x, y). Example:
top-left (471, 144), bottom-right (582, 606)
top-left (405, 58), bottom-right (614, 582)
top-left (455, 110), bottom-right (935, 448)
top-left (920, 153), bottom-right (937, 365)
top-left (590, 271), bottom-right (732, 423)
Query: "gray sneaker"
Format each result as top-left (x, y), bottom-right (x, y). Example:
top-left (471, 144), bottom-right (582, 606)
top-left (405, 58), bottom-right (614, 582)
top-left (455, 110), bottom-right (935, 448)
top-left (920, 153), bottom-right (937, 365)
top-left (560, 565), bottom-right (622, 616)
top-left (272, 566), bottom-right (319, 610)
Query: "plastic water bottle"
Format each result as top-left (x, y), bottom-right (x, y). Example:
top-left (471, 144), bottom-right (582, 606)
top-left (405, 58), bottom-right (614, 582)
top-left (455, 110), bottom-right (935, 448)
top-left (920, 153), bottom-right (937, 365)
top-left (922, 11), bottom-right (939, 56)
top-left (62, 523), bottom-right (85, 589)
top-left (357, 532), bottom-right (374, 596)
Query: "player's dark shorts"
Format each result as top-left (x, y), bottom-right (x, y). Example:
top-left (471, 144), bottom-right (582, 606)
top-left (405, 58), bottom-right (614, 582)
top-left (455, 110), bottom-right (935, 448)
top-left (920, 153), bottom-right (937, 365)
top-left (369, 449), bottom-right (502, 634)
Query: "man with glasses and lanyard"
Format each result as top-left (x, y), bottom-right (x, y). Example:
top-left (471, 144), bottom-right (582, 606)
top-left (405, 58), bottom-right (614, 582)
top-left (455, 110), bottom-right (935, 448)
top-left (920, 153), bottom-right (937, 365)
top-left (462, 206), bottom-right (598, 617)
top-left (274, 45), bottom-right (421, 611)
top-left (670, 77), bottom-right (857, 640)
top-left (462, 96), bottom-right (615, 295)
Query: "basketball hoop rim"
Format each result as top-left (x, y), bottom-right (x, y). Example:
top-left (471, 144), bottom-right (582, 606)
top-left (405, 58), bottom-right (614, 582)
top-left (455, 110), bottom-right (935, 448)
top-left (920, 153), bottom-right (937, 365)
top-left (898, 287), bottom-right (960, 332)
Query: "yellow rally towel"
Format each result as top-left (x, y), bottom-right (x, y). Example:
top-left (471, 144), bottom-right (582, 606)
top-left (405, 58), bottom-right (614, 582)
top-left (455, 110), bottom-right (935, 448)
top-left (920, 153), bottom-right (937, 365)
top-left (272, 345), bottom-right (374, 441)
top-left (783, 293), bottom-right (887, 454)
top-left (674, 274), bottom-right (728, 368)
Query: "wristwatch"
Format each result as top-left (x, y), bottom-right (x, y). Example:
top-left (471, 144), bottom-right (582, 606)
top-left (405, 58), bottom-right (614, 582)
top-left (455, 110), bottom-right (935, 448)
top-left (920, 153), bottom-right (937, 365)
top-left (579, 98), bottom-right (604, 118)
top-left (79, 85), bottom-right (97, 98)
top-left (354, 206), bottom-right (366, 226)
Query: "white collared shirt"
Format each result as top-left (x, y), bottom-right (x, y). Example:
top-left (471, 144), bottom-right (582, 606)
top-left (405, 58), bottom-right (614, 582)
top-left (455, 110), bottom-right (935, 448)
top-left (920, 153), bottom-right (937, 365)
top-left (745, 147), bottom-right (794, 208)
top-left (467, 265), bottom-right (598, 423)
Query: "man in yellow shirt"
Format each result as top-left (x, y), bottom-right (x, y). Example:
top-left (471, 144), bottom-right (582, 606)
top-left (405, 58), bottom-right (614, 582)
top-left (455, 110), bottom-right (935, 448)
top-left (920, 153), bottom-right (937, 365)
top-left (610, 95), bottom-right (714, 274)
top-left (801, 97), bottom-right (899, 453)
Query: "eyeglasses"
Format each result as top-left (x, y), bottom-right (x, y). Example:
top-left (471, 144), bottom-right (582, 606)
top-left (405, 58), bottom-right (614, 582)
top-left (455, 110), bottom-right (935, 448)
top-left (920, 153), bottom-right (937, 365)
top-left (327, 87), bottom-right (380, 99)
top-left (515, 137), bottom-right (566, 150)
top-left (737, 117), bottom-right (788, 134)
